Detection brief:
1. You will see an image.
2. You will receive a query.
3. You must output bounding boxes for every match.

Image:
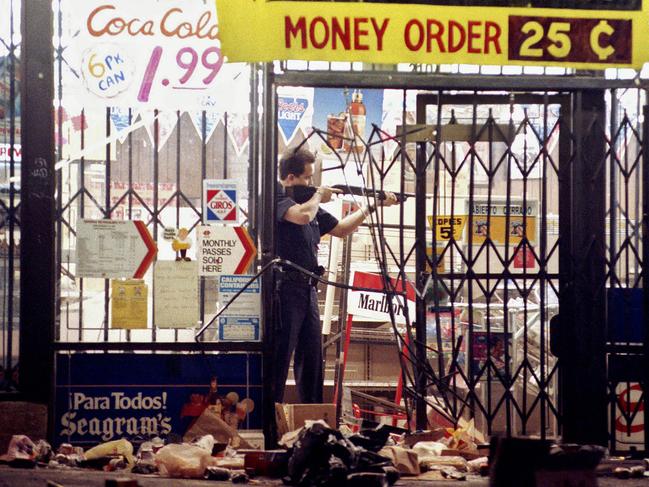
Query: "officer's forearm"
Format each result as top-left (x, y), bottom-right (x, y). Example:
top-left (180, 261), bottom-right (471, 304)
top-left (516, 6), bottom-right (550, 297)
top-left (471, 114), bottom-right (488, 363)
top-left (330, 205), bottom-right (374, 238)
top-left (286, 191), bottom-right (322, 225)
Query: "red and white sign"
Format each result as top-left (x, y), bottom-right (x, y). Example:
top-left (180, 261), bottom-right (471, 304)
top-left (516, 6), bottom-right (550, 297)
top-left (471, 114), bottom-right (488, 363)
top-left (514, 244), bottom-right (536, 269)
top-left (197, 225), bottom-right (256, 276)
top-left (614, 383), bottom-right (644, 450)
top-left (76, 219), bottom-right (157, 278)
top-left (203, 179), bottom-right (239, 224)
top-left (347, 270), bottom-right (416, 325)
top-left (0, 143), bottom-right (21, 162)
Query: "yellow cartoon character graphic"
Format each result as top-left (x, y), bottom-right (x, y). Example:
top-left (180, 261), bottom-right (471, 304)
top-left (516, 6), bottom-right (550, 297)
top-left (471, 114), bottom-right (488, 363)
top-left (172, 228), bottom-right (192, 262)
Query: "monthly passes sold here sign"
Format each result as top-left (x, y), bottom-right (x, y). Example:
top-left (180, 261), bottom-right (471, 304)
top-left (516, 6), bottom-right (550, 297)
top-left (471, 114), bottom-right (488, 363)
top-left (215, 0), bottom-right (649, 69)
top-left (197, 225), bottom-right (256, 276)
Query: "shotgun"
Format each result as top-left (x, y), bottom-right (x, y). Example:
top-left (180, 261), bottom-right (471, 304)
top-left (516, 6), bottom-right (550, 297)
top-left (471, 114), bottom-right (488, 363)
top-left (285, 184), bottom-right (413, 204)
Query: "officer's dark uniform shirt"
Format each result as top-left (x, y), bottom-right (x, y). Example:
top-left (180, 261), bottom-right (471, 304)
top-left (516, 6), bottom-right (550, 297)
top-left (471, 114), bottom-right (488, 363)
top-left (276, 183), bottom-right (339, 273)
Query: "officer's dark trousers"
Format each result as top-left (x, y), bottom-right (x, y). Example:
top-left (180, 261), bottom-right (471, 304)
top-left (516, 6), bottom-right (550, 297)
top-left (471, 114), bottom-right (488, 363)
top-left (274, 281), bottom-right (323, 404)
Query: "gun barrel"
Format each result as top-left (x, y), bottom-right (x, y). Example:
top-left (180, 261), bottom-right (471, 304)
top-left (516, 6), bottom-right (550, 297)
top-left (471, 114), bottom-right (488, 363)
top-left (331, 184), bottom-right (415, 201)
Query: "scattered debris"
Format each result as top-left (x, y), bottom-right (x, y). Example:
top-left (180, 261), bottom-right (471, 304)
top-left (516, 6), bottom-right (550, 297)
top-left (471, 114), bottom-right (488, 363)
top-left (204, 466), bottom-right (232, 481)
top-left (154, 442), bottom-right (217, 479)
top-left (284, 421), bottom-right (398, 486)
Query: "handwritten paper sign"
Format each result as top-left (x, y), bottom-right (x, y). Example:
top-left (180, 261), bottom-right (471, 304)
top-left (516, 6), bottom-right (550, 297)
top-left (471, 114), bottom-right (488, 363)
top-left (66, 0), bottom-right (247, 109)
top-left (153, 261), bottom-right (199, 329)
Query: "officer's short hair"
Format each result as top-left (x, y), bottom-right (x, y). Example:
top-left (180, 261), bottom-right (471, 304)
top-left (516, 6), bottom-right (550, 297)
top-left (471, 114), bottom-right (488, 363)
top-left (279, 148), bottom-right (315, 180)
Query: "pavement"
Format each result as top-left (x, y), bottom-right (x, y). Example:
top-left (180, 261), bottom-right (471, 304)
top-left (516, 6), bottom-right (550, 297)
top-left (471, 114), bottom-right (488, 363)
top-left (2, 466), bottom-right (649, 487)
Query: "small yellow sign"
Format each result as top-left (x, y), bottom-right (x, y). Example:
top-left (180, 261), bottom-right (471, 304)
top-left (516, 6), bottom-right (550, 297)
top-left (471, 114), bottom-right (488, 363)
top-left (427, 215), bottom-right (468, 242)
top-left (111, 280), bottom-right (148, 329)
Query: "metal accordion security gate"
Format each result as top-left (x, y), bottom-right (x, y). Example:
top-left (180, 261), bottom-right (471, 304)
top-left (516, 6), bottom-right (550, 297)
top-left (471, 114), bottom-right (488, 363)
top-left (264, 73), bottom-right (647, 451)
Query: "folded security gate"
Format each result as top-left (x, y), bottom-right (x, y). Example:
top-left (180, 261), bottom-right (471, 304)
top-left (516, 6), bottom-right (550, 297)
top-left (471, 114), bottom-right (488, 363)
top-left (406, 90), bottom-right (645, 448)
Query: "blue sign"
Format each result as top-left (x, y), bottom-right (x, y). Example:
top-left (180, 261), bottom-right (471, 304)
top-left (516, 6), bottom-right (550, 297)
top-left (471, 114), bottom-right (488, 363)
top-left (277, 96), bottom-right (309, 144)
top-left (55, 353), bottom-right (262, 446)
top-left (219, 316), bottom-right (260, 341)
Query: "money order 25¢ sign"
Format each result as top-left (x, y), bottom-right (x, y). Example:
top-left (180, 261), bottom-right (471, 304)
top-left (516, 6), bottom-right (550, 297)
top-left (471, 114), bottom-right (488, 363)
top-left (215, 0), bottom-right (649, 69)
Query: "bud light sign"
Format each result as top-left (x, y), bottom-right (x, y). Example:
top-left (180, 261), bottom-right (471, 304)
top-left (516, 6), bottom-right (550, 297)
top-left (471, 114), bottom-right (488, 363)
top-left (203, 179), bottom-right (239, 224)
top-left (277, 96), bottom-right (309, 144)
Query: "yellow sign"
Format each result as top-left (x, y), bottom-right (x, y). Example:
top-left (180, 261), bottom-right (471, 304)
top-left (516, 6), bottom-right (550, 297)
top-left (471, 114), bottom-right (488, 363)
top-left (427, 215), bottom-right (467, 241)
top-left (470, 201), bottom-right (537, 245)
top-left (426, 247), bottom-right (446, 274)
top-left (215, 0), bottom-right (648, 69)
top-left (111, 280), bottom-right (148, 329)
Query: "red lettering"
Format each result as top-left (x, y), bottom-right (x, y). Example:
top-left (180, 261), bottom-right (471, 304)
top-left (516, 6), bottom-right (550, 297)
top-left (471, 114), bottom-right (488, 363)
top-left (194, 11), bottom-right (219, 40)
top-left (210, 201), bottom-right (233, 210)
top-left (448, 20), bottom-right (465, 53)
top-left (484, 21), bottom-right (502, 54)
top-left (87, 5), bottom-right (215, 39)
top-left (353, 17), bottom-right (369, 50)
top-left (467, 20), bottom-right (481, 54)
top-left (87, 5), bottom-right (117, 36)
top-left (331, 17), bottom-right (351, 50)
top-left (371, 18), bottom-right (389, 51)
top-left (309, 16), bottom-right (330, 49)
top-left (404, 19), bottom-right (424, 51)
top-left (426, 19), bottom-right (445, 53)
top-left (89, 7), bottom-right (149, 37)
top-left (285, 16), bottom-right (307, 48)
top-left (160, 8), bottom-right (218, 39)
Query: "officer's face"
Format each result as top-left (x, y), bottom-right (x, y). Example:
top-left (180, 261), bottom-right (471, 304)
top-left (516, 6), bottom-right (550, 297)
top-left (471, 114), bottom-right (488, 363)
top-left (287, 162), bottom-right (314, 187)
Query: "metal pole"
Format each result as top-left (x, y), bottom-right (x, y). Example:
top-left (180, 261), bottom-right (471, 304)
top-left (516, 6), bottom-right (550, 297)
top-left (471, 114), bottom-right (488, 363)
top-left (19, 0), bottom-right (56, 407)
top-left (260, 63), bottom-right (278, 448)
top-left (414, 96), bottom-right (427, 430)
top-left (560, 90), bottom-right (608, 445)
top-left (642, 105), bottom-right (649, 454)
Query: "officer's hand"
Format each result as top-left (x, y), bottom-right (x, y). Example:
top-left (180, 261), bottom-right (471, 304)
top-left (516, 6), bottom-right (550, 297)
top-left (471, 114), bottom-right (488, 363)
top-left (379, 191), bottom-right (399, 207)
top-left (316, 186), bottom-right (341, 204)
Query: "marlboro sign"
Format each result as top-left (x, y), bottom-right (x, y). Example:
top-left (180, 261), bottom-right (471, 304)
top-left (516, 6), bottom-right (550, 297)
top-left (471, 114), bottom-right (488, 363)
top-left (347, 270), bottom-right (416, 325)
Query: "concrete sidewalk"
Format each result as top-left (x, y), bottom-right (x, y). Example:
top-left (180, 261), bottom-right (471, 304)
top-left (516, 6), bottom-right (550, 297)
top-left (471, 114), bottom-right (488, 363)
top-left (2, 466), bottom-right (649, 487)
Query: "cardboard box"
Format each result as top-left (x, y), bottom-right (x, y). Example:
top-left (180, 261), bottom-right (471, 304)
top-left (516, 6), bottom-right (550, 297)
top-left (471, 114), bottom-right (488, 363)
top-left (275, 403), bottom-right (337, 436)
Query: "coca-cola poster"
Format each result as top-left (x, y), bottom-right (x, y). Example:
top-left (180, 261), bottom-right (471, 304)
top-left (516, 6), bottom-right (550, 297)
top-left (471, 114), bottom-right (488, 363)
top-left (62, 0), bottom-right (248, 110)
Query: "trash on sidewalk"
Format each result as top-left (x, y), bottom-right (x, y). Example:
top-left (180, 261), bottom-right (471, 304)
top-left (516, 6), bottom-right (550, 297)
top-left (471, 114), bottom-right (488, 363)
top-left (183, 408), bottom-right (252, 449)
top-left (284, 421), bottom-right (399, 486)
top-left (243, 449), bottom-right (289, 478)
top-left (275, 403), bottom-right (336, 437)
top-left (0, 435), bottom-right (38, 469)
top-left (378, 446), bottom-right (420, 476)
top-left (154, 442), bottom-right (218, 479)
top-left (490, 437), bottom-right (605, 487)
top-left (204, 466), bottom-right (232, 481)
top-left (84, 439), bottom-right (135, 468)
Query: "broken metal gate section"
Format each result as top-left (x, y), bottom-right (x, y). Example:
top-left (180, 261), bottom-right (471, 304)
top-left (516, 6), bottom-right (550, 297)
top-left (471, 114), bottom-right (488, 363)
top-left (402, 89), bottom-right (646, 450)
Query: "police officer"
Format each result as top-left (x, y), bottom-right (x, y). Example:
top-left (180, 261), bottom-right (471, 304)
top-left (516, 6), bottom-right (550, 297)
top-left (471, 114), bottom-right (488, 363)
top-left (274, 148), bottom-right (398, 403)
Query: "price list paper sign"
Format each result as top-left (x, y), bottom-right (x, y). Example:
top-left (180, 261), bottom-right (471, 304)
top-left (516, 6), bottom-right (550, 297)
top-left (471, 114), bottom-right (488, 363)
top-left (153, 261), bottom-right (200, 329)
top-left (215, 0), bottom-right (649, 69)
top-left (76, 219), bottom-right (157, 279)
top-left (111, 280), bottom-right (148, 329)
top-left (65, 0), bottom-right (247, 109)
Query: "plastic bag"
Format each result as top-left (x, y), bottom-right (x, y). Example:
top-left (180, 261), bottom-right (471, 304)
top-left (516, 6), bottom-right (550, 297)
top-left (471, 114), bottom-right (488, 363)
top-left (155, 443), bottom-right (217, 478)
top-left (84, 438), bottom-right (134, 467)
top-left (0, 435), bottom-right (36, 461)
